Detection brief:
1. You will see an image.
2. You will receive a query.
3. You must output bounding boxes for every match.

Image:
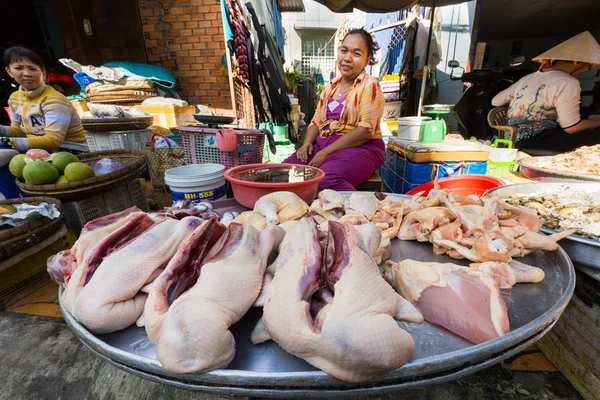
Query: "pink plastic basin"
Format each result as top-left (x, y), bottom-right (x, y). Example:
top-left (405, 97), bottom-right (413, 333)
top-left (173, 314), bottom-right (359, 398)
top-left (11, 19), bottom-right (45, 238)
top-left (224, 163), bottom-right (325, 209)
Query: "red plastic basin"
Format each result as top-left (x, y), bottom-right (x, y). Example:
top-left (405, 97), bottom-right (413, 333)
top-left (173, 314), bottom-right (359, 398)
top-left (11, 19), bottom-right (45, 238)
top-left (224, 163), bottom-right (325, 209)
top-left (405, 175), bottom-right (504, 197)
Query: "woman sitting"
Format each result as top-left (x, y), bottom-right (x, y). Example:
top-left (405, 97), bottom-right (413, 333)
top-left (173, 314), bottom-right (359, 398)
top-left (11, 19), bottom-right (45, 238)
top-left (492, 31), bottom-right (600, 153)
top-left (284, 29), bottom-right (385, 191)
top-left (0, 46), bottom-right (88, 152)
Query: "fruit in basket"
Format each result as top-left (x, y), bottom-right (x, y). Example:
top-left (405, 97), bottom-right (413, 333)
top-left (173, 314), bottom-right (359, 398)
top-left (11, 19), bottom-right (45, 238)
top-left (93, 157), bottom-right (123, 175)
top-left (55, 175), bottom-right (69, 184)
top-left (0, 205), bottom-right (16, 214)
top-left (64, 162), bottom-right (95, 182)
top-left (22, 160), bottom-right (60, 184)
top-left (8, 154), bottom-right (26, 178)
top-left (51, 152), bottom-right (79, 173)
top-left (24, 149), bottom-right (51, 163)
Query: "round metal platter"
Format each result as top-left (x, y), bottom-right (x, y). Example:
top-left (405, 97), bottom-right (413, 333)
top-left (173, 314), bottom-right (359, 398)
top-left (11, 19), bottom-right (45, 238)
top-left (60, 200), bottom-right (575, 398)
top-left (487, 182), bottom-right (600, 270)
top-left (517, 157), bottom-right (600, 182)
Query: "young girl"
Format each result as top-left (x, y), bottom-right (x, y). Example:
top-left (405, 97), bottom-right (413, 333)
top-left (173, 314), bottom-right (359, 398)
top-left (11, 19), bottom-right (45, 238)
top-left (284, 29), bottom-right (385, 191)
top-left (0, 46), bottom-right (88, 152)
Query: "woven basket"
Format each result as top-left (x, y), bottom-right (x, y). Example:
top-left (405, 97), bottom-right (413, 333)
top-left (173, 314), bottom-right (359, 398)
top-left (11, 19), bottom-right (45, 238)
top-left (16, 150), bottom-right (147, 201)
top-left (82, 116), bottom-right (154, 132)
top-left (0, 197), bottom-right (64, 260)
top-left (144, 133), bottom-right (186, 191)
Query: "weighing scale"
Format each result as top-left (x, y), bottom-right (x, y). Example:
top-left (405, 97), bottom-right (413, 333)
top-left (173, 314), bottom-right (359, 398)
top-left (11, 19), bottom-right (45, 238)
top-left (419, 104), bottom-right (454, 142)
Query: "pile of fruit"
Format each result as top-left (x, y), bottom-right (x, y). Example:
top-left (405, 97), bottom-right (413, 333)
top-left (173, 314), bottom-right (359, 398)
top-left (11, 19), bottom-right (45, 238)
top-left (8, 149), bottom-right (122, 185)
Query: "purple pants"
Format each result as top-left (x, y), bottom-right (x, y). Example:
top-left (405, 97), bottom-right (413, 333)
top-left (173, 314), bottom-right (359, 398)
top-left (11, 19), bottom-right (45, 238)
top-left (283, 135), bottom-right (385, 192)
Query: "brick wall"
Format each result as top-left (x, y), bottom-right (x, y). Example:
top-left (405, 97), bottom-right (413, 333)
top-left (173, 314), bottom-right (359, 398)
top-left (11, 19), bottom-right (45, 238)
top-left (138, 0), bottom-right (232, 110)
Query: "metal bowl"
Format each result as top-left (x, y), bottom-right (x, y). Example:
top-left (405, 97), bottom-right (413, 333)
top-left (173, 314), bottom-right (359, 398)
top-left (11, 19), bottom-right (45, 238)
top-left (59, 194), bottom-right (576, 397)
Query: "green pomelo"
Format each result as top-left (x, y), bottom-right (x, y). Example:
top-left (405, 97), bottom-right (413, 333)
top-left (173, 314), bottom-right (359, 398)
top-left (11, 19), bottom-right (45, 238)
top-left (64, 162), bottom-right (95, 182)
top-left (51, 152), bottom-right (79, 173)
top-left (8, 154), bottom-right (26, 178)
top-left (22, 160), bottom-right (60, 185)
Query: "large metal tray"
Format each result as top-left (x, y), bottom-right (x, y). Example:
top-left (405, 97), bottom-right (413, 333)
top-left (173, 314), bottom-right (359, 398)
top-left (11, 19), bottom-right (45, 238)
top-left (518, 157), bottom-right (600, 182)
top-left (487, 182), bottom-right (600, 270)
top-left (59, 194), bottom-right (576, 398)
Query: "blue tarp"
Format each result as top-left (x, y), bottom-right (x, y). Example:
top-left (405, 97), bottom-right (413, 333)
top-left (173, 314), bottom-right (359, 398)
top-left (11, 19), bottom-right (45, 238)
top-left (103, 61), bottom-right (177, 90)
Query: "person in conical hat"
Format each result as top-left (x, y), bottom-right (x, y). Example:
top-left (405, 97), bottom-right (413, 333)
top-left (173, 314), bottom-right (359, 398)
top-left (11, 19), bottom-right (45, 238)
top-left (492, 31), bottom-right (600, 153)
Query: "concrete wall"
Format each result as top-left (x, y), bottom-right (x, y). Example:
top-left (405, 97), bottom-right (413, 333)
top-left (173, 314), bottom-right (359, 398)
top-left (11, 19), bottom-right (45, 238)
top-left (282, 0), bottom-right (364, 70)
top-left (138, 0), bottom-right (231, 109)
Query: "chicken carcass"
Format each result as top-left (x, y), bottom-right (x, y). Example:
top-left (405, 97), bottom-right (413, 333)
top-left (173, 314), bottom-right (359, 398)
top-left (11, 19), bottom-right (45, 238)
top-left (231, 211), bottom-right (267, 229)
top-left (384, 260), bottom-right (509, 344)
top-left (318, 189), bottom-right (345, 211)
top-left (262, 219), bottom-right (422, 382)
top-left (399, 207), bottom-right (456, 241)
top-left (146, 222), bottom-right (285, 373)
top-left (345, 192), bottom-right (379, 220)
top-left (469, 260), bottom-right (545, 289)
top-left (254, 191), bottom-right (309, 225)
top-left (71, 217), bottom-right (204, 334)
top-left (309, 199), bottom-right (343, 221)
top-left (378, 196), bottom-right (405, 217)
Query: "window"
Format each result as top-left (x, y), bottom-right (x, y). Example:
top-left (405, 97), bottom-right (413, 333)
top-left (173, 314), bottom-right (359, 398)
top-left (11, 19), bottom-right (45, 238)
top-left (300, 36), bottom-right (336, 77)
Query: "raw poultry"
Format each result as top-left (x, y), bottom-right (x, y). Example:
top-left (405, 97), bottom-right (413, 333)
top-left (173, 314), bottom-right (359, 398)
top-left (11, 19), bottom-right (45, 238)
top-left (384, 260), bottom-right (510, 344)
top-left (52, 211), bottom-right (206, 334)
top-left (46, 186), bottom-right (567, 382)
top-left (145, 221), bottom-right (284, 374)
top-left (260, 218), bottom-right (423, 382)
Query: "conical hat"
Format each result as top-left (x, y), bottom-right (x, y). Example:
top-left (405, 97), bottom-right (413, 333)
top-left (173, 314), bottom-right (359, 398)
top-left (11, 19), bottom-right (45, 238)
top-left (532, 31), bottom-right (600, 66)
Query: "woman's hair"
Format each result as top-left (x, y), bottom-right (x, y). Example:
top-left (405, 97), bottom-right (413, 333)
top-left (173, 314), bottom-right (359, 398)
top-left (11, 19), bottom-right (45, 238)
top-left (3, 46), bottom-right (46, 71)
top-left (343, 29), bottom-right (380, 65)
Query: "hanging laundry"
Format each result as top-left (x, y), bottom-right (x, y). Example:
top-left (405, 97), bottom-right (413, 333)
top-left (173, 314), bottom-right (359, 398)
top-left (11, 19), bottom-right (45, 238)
top-left (225, 0), bottom-right (250, 82)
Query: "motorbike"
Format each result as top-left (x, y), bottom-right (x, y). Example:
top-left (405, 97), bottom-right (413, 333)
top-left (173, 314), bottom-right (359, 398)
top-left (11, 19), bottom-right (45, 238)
top-left (448, 57), bottom-right (529, 141)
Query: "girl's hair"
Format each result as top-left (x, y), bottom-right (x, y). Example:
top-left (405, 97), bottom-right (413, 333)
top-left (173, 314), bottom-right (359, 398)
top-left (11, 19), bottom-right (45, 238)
top-left (3, 46), bottom-right (46, 71)
top-left (343, 29), bottom-right (380, 65)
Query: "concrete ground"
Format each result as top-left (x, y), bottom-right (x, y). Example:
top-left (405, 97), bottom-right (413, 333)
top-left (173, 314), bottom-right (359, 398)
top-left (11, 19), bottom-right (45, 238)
top-left (0, 281), bottom-right (582, 400)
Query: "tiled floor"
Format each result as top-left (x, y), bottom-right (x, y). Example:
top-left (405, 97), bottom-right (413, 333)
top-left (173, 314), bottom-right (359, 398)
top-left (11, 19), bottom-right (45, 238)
top-left (4, 280), bottom-right (62, 318)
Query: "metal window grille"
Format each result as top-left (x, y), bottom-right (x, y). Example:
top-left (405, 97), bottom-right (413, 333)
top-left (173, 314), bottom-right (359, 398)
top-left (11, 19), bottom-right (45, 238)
top-left (301, 36), bottom-right (335, 76)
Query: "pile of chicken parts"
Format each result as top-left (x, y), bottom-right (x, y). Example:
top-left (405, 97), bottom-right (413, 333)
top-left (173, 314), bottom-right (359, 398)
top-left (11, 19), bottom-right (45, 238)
top-left (46, 189), bottom-right (569, 383)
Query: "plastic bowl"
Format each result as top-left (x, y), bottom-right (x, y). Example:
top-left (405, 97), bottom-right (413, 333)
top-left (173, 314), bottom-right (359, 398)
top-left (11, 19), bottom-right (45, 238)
top-left (224, 163), bottom-right (325, 209)
top-left (406, 175), bottom-right (504, 197)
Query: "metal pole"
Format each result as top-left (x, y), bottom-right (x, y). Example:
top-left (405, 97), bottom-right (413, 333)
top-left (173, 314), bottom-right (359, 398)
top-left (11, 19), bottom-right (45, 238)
top-left (423, 0), bottom-right (436, 68)
top-left (418, 0), bottom-right (436, 117)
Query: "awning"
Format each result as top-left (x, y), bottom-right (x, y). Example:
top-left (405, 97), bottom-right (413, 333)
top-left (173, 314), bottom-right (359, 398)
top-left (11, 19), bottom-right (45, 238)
top-left (314, 0), bottom-right (467, 13)
top-left (277, 0), bottom-right (306, 12)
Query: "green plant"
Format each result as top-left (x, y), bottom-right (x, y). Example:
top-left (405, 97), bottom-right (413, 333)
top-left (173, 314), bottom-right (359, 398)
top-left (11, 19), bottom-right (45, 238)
top-left (316, 82), bottom-right (325, 97)
top-left (285, 71), bottom-right (305, 91)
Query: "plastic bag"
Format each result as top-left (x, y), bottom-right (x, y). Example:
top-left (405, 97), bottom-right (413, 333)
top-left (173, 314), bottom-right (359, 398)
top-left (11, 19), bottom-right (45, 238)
top-left (0, 202), bottom-right (60, 228)
top-left (153, 136), bottom-right (179, 148)
top-left (94, 158), bottom-right (123, 174)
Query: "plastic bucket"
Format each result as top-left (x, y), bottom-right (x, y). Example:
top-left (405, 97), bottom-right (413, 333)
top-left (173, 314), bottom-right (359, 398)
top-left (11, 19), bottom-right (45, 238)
top-left (397, 116), bottom-right (431, 140)
top-left (164, 163), bottom-right (227, 201)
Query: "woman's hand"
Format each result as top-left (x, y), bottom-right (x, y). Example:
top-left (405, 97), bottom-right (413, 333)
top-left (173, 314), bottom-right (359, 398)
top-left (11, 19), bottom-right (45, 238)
top-left (308, 150), bottom-right (328, 168)
top-left (297, 143), bottom-right (314, 163)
